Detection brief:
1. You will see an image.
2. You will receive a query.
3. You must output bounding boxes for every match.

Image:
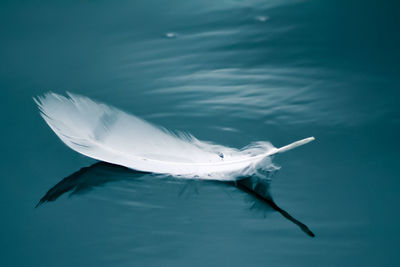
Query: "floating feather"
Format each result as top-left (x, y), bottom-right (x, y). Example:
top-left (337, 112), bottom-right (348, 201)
top-left (34, 92), bottom-right (314, 181)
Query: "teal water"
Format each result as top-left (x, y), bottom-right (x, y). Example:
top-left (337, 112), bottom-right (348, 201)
top-left (1, 0), bottom-right (399, 266)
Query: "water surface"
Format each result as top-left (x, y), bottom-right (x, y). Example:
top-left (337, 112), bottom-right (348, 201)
top-left (0, 0), bottom-right (399, 266)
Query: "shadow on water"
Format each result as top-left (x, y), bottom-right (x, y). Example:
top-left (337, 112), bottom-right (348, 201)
top-left (36, 162), bottom-right (314, 237)
top-left (231, 177), bottom-right (315, 237)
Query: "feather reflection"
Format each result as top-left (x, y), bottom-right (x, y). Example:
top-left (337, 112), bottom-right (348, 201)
top-left (36, 162), bottom-right (314, 237)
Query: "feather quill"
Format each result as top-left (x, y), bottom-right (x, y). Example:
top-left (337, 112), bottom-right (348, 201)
top-left (34, 93), bottom-right (314, 181)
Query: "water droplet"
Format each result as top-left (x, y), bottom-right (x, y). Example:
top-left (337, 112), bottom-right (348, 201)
top-left (165, 32), bottom-right (177, 38)
top-left (255, 16), bottom-right (269, 22)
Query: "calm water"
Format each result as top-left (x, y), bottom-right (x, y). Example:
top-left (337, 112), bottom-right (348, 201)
top-left (1, 0), bottom-right (399, 266)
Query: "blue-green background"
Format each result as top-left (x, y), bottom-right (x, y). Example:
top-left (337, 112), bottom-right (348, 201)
top-left (1, 0), bottom-right (399, 266)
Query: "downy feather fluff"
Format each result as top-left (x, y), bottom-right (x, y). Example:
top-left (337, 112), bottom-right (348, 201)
top-left (34, 92), bottom-right (314, 181)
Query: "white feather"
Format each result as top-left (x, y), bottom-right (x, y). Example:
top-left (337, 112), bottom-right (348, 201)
top-left (34, 92), bottom-right (314, 181)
